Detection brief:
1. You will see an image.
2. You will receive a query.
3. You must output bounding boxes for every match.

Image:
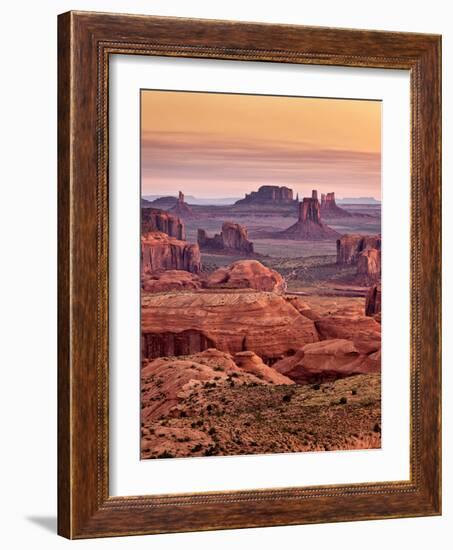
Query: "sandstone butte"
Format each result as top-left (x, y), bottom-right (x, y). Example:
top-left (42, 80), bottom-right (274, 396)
top-left (320, 191), bottom-right (352, 218)
top-left (141, 231), bottom-right (201, 274)
top-left (141, 207), bottom-right (185, 240)
top-left (141, 290), bottom-right (319, 363)
top-left (279, 190), bottom-right (339, 240)
top-left (197, 221), bottom-right (254, 255)
top-left (141, 348), bottom-right (294, 424)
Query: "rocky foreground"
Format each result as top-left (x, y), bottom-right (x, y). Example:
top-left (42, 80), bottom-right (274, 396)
top-left (141, 349), bottom-right (381, 459)
top-left (140, 283), bottom-right (382, 459)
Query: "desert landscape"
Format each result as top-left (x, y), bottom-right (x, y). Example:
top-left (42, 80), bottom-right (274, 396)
top-left (140, 90), bottom-right (381, 459)
top-left (140, 186), bottom-right (382, 459)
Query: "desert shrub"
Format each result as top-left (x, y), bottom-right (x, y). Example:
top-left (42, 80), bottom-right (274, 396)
top-left (339, 397), bottom-right (348, 405)
top-left (191, 444), bottom-right (203, 452)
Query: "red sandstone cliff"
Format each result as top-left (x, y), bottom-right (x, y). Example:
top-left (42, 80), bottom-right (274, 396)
top-left (141, 232), bottom-right (201, 274)
top-left (141, 290), bottom-right (318, 362)
top-left (198, 221), bottom-right (254, 254)
top-left (141, 208), bottom-right (185, 240)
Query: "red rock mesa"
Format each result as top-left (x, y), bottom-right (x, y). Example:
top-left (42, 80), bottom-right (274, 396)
top-left (235, 185), bottom-right (295, 205)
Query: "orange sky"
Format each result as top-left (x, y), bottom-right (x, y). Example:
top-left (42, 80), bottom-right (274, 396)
top-left (141, 90), bottom-right (381, 200)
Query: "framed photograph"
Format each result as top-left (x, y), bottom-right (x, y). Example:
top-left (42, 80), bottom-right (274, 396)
top-left (58, 11), bottom-right (441, 538)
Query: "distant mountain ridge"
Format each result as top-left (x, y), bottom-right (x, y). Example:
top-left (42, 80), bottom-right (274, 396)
top-left (337, 197), bottom-right (381, 205)
top-left (143, 195), bottom-right (241, 206)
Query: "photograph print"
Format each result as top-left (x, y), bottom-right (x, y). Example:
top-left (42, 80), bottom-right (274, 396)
top-left (140, 90), bottom-right (382, 460)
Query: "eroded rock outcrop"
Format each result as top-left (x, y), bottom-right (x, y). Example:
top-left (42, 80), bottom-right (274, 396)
top-left (272, 338), bottom-right (380, 384)
top-left (336, 234), bottom-right (381, 265)
top-left (357, 248), bottom-right (381, 283)
top-left (315, 315), bottom-right (381, 355)
top-left (206, 260), bottom-right (285, 293)
top-left (235, 185), bottom-right (295, 205)
top-left (198, 222), bottom-right (254, 254)
top-left (141, 208), bottom-right (185, 240)
top-left (141, 232), bottom-right (201, 274)
top-left (142, 269), bottom-right (202, 293)
top-left (141, 290), bottom-right (319, 362)
top-left (279, 190), bottom-right (339, 240)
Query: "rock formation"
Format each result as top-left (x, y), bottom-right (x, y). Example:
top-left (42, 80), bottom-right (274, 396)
top-left (170, 191), bottom-right (194, 218)
top-left (206, 260), bottom-right (286, 293)
top-left (357, 248), bottom-right (381, 283)
top-left (273, 339), bottom-right (380, 384)
top-left (197, 222), bottom-right (254, 254)
top-left (235, 185), bottom-right (295, 205)
top-left (320, 192), bottom-right (352, 218)
top-left (279, 190), bottom-right (340, 240)
top-left (365, 284), bottom-right (382, 318)
top-left (142, 270), bottom-right (202, 293)
top-left (336, 234), bottom-right (381, 265)
top-left (141, 208), bottom-right (185, 240)
top-left (141, 290), bottom-right (319, 362)
top-left (315, 315), bottom-right (381, 355)
top-left (141, 232), bottom-right (201, 274)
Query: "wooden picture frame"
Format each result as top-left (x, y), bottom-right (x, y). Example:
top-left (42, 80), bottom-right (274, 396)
top-left (58, 10), bottom-right (441, 539)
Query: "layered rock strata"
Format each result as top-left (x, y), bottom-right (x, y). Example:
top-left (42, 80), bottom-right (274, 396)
top-left (141, 290), bottom-right (319, 362)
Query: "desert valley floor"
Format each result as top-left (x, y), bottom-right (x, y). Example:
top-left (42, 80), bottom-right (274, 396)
top-left (140, 188), bottom-right (382, 459)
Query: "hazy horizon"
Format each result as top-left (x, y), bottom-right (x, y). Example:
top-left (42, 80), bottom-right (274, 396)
top-left (141, 90), bottom-right (381, 200)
